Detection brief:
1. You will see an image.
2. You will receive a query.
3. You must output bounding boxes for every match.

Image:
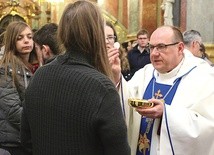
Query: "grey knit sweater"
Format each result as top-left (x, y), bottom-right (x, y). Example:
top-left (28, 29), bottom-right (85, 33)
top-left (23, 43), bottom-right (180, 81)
top-left (21, 51), bottom-right (130, 155)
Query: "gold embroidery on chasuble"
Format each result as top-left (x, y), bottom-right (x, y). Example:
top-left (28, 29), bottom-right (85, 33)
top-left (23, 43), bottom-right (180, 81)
top-left (138, 89), bottom-right (164, 154)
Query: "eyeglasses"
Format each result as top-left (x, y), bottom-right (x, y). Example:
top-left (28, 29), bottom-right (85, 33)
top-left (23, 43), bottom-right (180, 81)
top-left (149, 42), bottom-right (179, 52)
top-left (106, 35), bottom-right (116, 43)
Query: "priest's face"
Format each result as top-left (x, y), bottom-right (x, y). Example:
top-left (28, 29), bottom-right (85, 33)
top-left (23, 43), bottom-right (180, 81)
top-left (149, 27), bottom-right (184, 73)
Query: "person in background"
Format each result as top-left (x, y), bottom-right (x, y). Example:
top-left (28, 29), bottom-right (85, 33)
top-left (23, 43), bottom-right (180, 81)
top-left (0, 21), bottom-right (33, 155)
top-left (108, 25), bottom-right (214, 155)
top-left (105, 21), bottom-right (130, 124)
top-left (183, 29), bottom-right (203, 58)
top-left (105, 21), bottom-right (131, 81)
top-left (127, 29), bottom-right (151, 80)
top-left (183, 29), bottom-right (214, 66)
top-left (122, 39), bottom-right (137, 53)
top-left (33, 23), bottom-right (61, 65)
top-left (21, 1), bottom-right (130, 155)
top-left (28, 29), bottom-right (41, 73)
top-left (199, 43), bottom-right (214, 66)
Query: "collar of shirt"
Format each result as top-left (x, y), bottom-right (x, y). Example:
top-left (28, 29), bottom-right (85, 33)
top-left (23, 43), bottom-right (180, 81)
top-left (138, 45), bottom-right (149, 53)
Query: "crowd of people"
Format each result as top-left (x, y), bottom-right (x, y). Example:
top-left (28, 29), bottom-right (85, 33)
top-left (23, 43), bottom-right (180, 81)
top-left (0, 0), bottom-right (214, 155)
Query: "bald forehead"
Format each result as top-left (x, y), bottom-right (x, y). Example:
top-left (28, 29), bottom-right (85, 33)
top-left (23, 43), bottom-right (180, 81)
top-left (155, 26), bottom-right (173, 34)
top-left (150, 26), bottom-right (174, 44)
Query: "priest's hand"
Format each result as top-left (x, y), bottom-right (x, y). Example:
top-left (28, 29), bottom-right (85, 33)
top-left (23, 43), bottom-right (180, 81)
top-left (135, 98), bottom-right (164, 119)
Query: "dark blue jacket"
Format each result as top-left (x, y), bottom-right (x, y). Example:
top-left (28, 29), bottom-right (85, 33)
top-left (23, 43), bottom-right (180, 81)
top-left (127, 44), bottom-right (151, 78)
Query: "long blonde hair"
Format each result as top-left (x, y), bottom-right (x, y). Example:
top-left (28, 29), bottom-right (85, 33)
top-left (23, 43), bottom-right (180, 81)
top-left (58, 0), bottom-right (113, 80)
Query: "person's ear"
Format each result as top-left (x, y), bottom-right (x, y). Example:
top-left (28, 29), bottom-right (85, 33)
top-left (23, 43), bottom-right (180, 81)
top-left (42, 45), bottom-right (51, 56)
top-left (178, 42), bottom-right (184, 54)
top-left (192, 41), bottom-right (199, 48)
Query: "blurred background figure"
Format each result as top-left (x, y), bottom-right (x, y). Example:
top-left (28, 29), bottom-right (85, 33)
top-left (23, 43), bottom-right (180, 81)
top-left (122, 39), bottom-right (137, 53)
top-left (183, 29), bottom-right (213, 66)
top-left (183, 30), bottom-right (202, 58)
top-left (0, 21), bottom-right (33, 155)
top-left (127, 29), bottom-right (151, 80)
top-left (199, 43), bottom-right (214, 66)
top-left (183, 29), bottom-right (202, 58)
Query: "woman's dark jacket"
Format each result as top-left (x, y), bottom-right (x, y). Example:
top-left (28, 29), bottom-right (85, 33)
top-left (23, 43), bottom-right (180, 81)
top-left (0, 66), bottom-right (32, 147)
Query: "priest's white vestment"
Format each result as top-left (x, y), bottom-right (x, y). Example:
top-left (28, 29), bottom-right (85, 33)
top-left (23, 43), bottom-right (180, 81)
top-left (122, 50), bottom-right (214, 155)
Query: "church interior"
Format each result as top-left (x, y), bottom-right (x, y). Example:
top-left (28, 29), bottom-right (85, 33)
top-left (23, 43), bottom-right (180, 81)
top-left (0, 0), bottom-right (213, 62)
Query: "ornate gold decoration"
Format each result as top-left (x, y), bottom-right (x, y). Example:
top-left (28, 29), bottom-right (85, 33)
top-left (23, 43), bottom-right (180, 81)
top-left (138, 118), bottom-right (154, 154)
top-left (138, 133), bottom-right (150, 154)
top-left (0, 0), bottom-right (41, 28)
top-left (155, 89), bottom-right (163, 98)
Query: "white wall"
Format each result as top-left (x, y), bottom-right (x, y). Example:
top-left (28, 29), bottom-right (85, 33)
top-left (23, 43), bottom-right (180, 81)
top-left (186, 0), bottom-right (214, 43)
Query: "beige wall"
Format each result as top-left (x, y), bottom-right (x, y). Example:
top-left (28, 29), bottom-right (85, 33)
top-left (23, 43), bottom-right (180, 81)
top-left (184, 0), bottom-right (214, 62)
top-left (186, 0), bottom-right (214, 44)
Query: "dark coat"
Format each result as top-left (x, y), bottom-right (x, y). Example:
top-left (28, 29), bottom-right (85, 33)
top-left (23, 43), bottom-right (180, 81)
top-left (127, 44), bottom-right (151, 78)
top-left (0, 66), bottom-right (32, 147)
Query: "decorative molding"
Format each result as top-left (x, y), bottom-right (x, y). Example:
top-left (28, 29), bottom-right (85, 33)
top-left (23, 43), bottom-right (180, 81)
top-left (0, 0), bottom-right (41, 28)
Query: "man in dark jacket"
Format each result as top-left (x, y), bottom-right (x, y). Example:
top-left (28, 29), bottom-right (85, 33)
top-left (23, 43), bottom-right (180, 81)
top-left (127, 29), bottom-right (151, 79)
